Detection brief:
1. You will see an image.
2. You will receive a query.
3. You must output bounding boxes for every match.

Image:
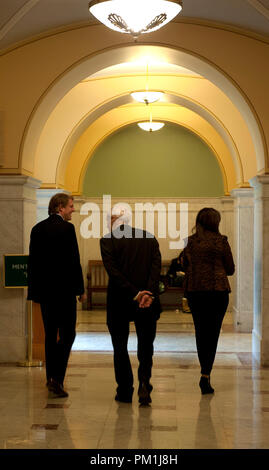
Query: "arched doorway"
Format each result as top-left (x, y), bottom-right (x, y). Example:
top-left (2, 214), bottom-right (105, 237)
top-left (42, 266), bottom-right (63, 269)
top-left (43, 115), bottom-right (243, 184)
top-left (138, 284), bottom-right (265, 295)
top-left (19, 44), bottom-right (267, 364)
top-left (20, 44), bottom-right (265, 179)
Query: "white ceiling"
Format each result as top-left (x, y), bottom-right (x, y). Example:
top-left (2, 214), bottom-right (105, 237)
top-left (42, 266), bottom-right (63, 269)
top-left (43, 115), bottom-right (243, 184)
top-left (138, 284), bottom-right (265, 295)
top-left (0, 0), bottom-right (268, 51)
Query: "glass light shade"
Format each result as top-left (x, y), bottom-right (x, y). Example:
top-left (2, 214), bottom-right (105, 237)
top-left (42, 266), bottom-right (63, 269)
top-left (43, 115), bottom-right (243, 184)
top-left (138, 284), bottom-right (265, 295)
top-left (89, 0), bottom-right (182, 37)
top-left (131, 91), bottom-right (164, 104)
top-left (138, 122), bottom-right (165, 132)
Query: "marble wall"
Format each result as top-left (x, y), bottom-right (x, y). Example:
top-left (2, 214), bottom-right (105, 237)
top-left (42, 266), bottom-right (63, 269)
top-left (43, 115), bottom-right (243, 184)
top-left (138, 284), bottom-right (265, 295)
top-left (250, 176), bottom-right (269, 366)
top-left (0, 176), bottom-right (40, 362)
top-left (231, 188), bottom-right (254, 332)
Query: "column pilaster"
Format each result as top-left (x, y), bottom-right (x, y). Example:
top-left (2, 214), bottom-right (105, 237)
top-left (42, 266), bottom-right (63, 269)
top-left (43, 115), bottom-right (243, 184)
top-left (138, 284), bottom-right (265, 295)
top-left (231, 188), bottom-right (254, 332)
top-left (0, 175), bottom-right (41, 362)
top-left (250, 175), bottom-right (269, 365)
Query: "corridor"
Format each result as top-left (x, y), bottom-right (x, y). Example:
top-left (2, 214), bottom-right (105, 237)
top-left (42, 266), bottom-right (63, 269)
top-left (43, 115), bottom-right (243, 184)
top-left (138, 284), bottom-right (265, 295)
top-left (1, 309), bottom-right (269, 450)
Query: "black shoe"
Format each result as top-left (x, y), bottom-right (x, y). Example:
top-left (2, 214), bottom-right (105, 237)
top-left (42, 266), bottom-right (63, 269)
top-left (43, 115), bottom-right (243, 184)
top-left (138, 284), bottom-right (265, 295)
top-left (115, 394), bottom-right (133, 403)
top-left (138, 382), bottom-right (152, 406)
top-left (47, 378), bottom-right (68, 398)
top-left (199, 376), bottom-right (214, 395)
top-left (115, 386), bottom-right (133, 403)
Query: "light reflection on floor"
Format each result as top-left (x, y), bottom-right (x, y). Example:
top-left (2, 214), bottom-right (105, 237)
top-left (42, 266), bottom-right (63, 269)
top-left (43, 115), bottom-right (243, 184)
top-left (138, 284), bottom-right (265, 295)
top-left (1, 309), bottom-right (269, 450)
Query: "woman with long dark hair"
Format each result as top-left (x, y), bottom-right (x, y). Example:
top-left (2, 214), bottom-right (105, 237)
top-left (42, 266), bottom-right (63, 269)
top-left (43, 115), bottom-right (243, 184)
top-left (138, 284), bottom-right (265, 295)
top-left (183, 208), bottom-right (235, 394)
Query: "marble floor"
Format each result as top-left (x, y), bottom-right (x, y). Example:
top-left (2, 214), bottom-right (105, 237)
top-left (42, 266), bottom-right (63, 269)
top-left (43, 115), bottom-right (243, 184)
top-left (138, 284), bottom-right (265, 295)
top-left (1, 309), bottom-right (269, 453)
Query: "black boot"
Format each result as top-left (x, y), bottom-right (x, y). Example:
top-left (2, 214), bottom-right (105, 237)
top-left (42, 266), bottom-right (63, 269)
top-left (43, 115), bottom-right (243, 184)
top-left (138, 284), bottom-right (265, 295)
top-left (47, 378), bottom-right (69, 398)
top-left (199, 376), bottom-right (214, 395)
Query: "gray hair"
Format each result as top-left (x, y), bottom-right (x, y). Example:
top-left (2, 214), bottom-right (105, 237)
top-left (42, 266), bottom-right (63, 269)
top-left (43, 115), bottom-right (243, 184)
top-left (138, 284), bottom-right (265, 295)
top-left (106, 203), bottom-right (132, 226)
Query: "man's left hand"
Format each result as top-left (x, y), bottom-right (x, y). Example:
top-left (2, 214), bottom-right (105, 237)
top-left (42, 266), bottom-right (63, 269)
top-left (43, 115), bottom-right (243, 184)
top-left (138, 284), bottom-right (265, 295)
top-left (139, 293), bottom-right (153, 308)
top-left (78, 293), bottom-right (87, 303)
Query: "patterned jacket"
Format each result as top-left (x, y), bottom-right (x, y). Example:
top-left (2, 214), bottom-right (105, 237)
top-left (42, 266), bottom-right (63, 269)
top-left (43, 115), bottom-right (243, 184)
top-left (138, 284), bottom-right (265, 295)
top-left (182, 231), bottom-right (235, 292)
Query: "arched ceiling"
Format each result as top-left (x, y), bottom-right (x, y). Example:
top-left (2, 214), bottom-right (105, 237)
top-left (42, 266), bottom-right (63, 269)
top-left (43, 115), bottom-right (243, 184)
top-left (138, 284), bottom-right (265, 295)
top-left (63, 102), bottom-right (233, 195)
top-left (32, 60), bottom-right (254, 194)
top-left (2, 3), bottom-right (266, 195)
top-left (0, 0), bottom-right (268, 52)
top-left (15, 34), bottom-right (266, 197)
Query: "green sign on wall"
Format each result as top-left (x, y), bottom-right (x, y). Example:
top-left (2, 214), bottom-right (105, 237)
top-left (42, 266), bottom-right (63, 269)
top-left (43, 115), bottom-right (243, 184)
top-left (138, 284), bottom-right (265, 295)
top-left (3, 255), bottom-right (29, 288)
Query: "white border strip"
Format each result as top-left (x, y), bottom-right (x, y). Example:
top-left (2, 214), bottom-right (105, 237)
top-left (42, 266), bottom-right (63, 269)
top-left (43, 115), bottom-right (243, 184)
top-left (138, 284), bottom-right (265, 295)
top-left (247, 0), bottom-right (269, 20)
top-left (0, 0), bottom-right (40, 41)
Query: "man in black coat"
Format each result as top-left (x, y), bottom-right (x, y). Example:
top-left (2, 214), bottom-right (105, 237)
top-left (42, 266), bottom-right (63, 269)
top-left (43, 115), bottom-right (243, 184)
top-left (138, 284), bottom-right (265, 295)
top-left (27, 193), bottom-right (85, 398)
top-left (100, 207), bottom-right (162, 405)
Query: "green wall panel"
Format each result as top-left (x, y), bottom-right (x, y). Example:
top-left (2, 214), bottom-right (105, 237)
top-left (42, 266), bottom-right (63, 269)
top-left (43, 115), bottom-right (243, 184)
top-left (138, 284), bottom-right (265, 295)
top-left (83, 123), bottom-right (224, 197)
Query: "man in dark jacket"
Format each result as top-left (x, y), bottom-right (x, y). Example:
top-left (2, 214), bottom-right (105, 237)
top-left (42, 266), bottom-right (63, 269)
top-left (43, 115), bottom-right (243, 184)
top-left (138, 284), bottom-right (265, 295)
top-left (27, 193), bottom-right (85, 398)
top-left (100, 206), bottom-right (162, 405)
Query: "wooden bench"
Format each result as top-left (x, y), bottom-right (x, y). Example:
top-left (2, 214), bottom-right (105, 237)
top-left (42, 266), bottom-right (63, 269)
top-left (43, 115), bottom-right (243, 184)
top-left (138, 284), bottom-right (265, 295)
top-left (87, 260), bottom-right (184, 310)
top-left (160, 261), bottom-right (184, 309)
top-left (87, 260), bottom-right (109, 310)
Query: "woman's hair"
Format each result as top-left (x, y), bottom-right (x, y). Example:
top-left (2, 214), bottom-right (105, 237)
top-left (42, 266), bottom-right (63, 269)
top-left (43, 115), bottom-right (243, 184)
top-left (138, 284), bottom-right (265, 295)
top-left (195, 207), bottom-right (221, 233)
top-left (48, 193), bottom-right (73, 215)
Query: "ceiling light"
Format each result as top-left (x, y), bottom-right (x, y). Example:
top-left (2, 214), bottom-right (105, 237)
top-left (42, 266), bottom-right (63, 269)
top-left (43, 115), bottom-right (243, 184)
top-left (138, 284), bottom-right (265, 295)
top-left (138, 122), bottom-right (165, 132)
top-left (137, 106), bottom-right (165, 132)
top-left (131, 91), bottom-right (164, 104)
top-left (89, 0), bottom-right (182, 38)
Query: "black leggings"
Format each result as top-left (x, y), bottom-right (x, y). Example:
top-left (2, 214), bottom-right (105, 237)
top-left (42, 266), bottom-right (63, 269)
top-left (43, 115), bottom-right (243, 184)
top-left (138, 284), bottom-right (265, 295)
top-left (187, 291), bottom-right (229, 375)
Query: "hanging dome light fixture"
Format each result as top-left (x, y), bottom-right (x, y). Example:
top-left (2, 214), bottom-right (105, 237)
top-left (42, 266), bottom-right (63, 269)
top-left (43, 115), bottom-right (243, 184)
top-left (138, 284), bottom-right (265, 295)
top-left (89, 1), bottom-right (182, 39)
top-left (138, 121), bottom-right (165, 132)
top-left (131, 91), bottom-right (164, 105)
top-left (137, 108), bottom-right (165, 132)
top-left (131, 64), bottom-right (164, 105)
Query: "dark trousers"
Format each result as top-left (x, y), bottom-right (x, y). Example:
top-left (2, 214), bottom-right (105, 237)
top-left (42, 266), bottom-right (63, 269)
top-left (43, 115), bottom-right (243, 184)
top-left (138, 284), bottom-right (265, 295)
top-left (108, 309), bottom-right (157, 396)
top-left (40, 296), bottom-right (77, 385)
top-left (187, 291), bottom-right (229, 375)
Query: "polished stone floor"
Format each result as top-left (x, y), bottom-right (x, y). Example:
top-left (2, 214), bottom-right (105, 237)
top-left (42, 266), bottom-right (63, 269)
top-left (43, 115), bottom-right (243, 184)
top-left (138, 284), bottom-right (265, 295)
top-left (1, 309), bottom-right (269, 451)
